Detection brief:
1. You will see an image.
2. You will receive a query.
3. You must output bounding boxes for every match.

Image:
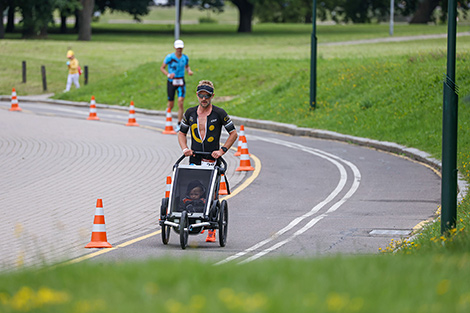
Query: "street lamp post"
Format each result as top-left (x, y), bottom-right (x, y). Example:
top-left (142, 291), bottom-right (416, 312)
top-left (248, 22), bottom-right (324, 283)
top-left (175, 0), bottom-right (181, 40)
top-left (441, 0), bottom-right (459, 234)
top-left (310, 0), bottom-right (317, 109)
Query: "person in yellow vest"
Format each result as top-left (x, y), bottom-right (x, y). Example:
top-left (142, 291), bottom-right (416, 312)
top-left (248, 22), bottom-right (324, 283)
top-left (64, 50), bottom-right (80, 92)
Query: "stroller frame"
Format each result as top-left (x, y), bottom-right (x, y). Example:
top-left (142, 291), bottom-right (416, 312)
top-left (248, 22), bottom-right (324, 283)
top-left (159, 152), bottom-right (229, 249)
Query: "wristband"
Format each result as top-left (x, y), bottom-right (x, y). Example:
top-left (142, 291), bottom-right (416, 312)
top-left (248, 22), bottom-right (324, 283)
top-left (167, 74), bottom-right (171, 78)
top-left (182, 148), bottom-right (189, 153)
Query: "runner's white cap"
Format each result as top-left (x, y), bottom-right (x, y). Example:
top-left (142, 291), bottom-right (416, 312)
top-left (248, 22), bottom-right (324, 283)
top-left (174, 40), bottom-right (184, 48)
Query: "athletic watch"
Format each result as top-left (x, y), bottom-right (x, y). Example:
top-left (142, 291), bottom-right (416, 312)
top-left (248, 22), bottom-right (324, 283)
top-left (221, 147), bottom-right (228, 153)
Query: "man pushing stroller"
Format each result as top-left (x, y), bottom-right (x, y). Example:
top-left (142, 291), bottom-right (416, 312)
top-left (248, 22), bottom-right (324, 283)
top-left (178, 80), bottom-right (238, 242)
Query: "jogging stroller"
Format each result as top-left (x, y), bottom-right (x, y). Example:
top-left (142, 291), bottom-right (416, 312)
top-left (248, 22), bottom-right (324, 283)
top-left (159, 152), bottom-right (229, 249)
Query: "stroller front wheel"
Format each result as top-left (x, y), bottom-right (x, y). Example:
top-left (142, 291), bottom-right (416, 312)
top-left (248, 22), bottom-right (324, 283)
top-left (180, 210), bottom-right (189, 249)
top-left (161, 224), bottom-right (170, 245)
top-left (219, 200), bottom-right (228, 247)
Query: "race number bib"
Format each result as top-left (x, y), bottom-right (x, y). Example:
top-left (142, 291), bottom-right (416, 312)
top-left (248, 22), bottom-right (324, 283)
top-left (172, 78), bottom-right (184, 86)
top-left (201, 159), bottom-right (215, 167)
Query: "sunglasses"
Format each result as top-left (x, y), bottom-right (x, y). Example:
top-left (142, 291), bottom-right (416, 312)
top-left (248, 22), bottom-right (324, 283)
top-left (197, 93), bottom-right (212, 99)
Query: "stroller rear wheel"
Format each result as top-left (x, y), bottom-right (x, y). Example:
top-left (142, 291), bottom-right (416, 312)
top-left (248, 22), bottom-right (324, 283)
top-left (180, 210), bottom-right (189, 249)
top-left (219, 200), bottom-right (228, 247)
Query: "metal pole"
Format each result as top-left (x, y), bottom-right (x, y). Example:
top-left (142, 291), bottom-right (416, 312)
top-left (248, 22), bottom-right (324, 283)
top-left (441, 0), bottom-right (459, 234)
top-left (84, 65), bottom-right (88, 85)
top-left (41, 65), bottom-right (47, 91)
top-left (389, 0), bottom-right (394, 36)
top-left (22, 61), bottom-right (27, 83)
top-left (310, 0), bottom-right (317, 109)
top-left (175, 0), bottom-right (181, 40)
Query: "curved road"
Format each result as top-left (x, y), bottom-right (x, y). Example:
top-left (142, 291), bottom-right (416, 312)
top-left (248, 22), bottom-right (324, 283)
top-left (0, 100), bottom-right (441, 270)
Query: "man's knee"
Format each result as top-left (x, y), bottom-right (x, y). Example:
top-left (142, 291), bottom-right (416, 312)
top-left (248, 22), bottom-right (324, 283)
top-left (177, 98), bottom-right (184, 108)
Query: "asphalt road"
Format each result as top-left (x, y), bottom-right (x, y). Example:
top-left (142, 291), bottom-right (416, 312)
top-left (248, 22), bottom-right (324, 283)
top-left (0, 99), bottom-right (441, 270)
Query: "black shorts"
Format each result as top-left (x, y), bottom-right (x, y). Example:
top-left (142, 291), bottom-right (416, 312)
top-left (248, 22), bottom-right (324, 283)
top-left (167, 79), bottom-right (186, 101)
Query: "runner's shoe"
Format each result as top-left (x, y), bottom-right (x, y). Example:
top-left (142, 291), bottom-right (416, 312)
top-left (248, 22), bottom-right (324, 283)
top-left (206, 230), bottom-right (216, 242)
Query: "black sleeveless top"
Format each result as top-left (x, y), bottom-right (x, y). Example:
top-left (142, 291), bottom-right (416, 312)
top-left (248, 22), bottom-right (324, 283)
top-left (180, 105), bottom-right (236, 164)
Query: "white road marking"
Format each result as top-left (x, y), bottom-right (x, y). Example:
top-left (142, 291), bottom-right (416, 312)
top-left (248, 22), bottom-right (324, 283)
top-left (216, 137), bottom-right (361, 265)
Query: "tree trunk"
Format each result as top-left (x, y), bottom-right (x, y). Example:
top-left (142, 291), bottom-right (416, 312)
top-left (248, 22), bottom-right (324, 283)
top-left (410, 0), bottom-right (440, 24)
top-left (60, 13), bottom-right (67, 34)
top-left (231, 0), bottom-right (253, 33)
top-left (21, 5), bottom-right (35, 38)
top-left (0, 2), bottom-right (5, 39)
top-left (78, 0), bottom-right (94, 41)
top-left (74, 10), bottom-right (79, 33)
top-left (6, 2), bottom-right (15, 33)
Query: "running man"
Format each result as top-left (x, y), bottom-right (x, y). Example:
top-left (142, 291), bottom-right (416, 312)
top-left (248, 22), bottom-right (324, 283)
top-left (160, 39), bottom-right (193, 131)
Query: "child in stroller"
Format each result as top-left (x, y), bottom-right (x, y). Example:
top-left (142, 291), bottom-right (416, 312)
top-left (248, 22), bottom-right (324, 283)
top-left (181, 180), bottom-right (206, 213)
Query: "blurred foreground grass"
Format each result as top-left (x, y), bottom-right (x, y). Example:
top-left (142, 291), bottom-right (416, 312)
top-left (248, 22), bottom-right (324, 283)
top-left (1, 255), bottom-right (470, 313)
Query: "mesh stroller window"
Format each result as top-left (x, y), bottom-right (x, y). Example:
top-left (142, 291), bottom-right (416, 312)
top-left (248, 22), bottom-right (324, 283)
top-left (171, 167), bottom-right (213, 213)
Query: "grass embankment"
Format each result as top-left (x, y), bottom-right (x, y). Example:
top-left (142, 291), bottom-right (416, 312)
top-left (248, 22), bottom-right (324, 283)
top-left (1, 255), bottom-right (470, 313)
top-left (1, 19), bottom-right (470, 312)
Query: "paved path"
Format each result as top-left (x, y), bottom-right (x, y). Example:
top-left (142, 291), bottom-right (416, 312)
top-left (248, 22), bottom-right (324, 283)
top-left (321, 31), bottom-right (470, 46)
top-left (0, 104), bottom-right (244, 270)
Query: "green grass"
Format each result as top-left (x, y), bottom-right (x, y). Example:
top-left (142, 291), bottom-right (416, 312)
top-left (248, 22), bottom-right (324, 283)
top-left (1, 255), bottom-right (470, 313)
top-left (2, 18), bottom-right (470, 311)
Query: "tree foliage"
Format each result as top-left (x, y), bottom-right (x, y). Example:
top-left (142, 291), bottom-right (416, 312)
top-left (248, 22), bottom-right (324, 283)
top-left (316, 0), bottom-right (390, 23)
top-left (186, 0), bottom-right (225, 13)
top-left (18, 0), bottom-right (55, 38)
top-left (95, 0), bottom-right (151, 22)
top-left (254, 0), bottom-right (312, 23)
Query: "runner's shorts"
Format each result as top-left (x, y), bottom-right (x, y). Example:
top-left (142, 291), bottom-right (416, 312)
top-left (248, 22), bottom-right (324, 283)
top-left (167, 79), bottom-right (186, 101)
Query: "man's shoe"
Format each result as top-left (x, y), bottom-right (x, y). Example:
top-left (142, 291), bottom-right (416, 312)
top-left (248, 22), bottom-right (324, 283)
top-left (205, 230), bottom-right (216, 242)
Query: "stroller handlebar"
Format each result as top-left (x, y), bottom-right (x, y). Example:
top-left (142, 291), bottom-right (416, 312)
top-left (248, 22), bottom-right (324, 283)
top-left (175, 151), bottom-right (227, 172)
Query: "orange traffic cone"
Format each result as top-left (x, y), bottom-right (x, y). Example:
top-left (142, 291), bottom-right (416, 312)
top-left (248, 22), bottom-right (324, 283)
top-left (125, 101), bottom-right (139, 126)
top-left (236, 140), bottom-right (255, 171)
top-left (9, 88), bottom-right (22, 112)
top-left (165, 176), bottom-right (172, 198)
top-left (86, 96), bottom-right (100, 120)
top-left (162, 108), bottom-right (177, 134)
top-left (234, 125), bottom-right (245, 156)
top-left (85, 199), bottom-right (112, 248)
top-left (219, 174), bottom-right (228, 195)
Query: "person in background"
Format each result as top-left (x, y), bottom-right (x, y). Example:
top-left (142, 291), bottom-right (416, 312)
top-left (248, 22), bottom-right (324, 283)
top-left (160, 39), bottom-right (193, 131)
top-left (64, 50), bottom-right (80, 92)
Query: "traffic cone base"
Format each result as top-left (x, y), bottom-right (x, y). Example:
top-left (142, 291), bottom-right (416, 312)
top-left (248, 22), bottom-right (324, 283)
top-left (85, 239), bottom-right (113, 248)
top-left (236, 165), bottom-right (255, 171)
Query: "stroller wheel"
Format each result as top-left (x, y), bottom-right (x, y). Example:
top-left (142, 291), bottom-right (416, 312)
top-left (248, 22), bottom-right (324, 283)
top-left (161, 224), bottom-right (170, 245)
top-left (219, 200), bottom-right (228, 247)
top-left (180, 210), bottom-right (189, 249)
